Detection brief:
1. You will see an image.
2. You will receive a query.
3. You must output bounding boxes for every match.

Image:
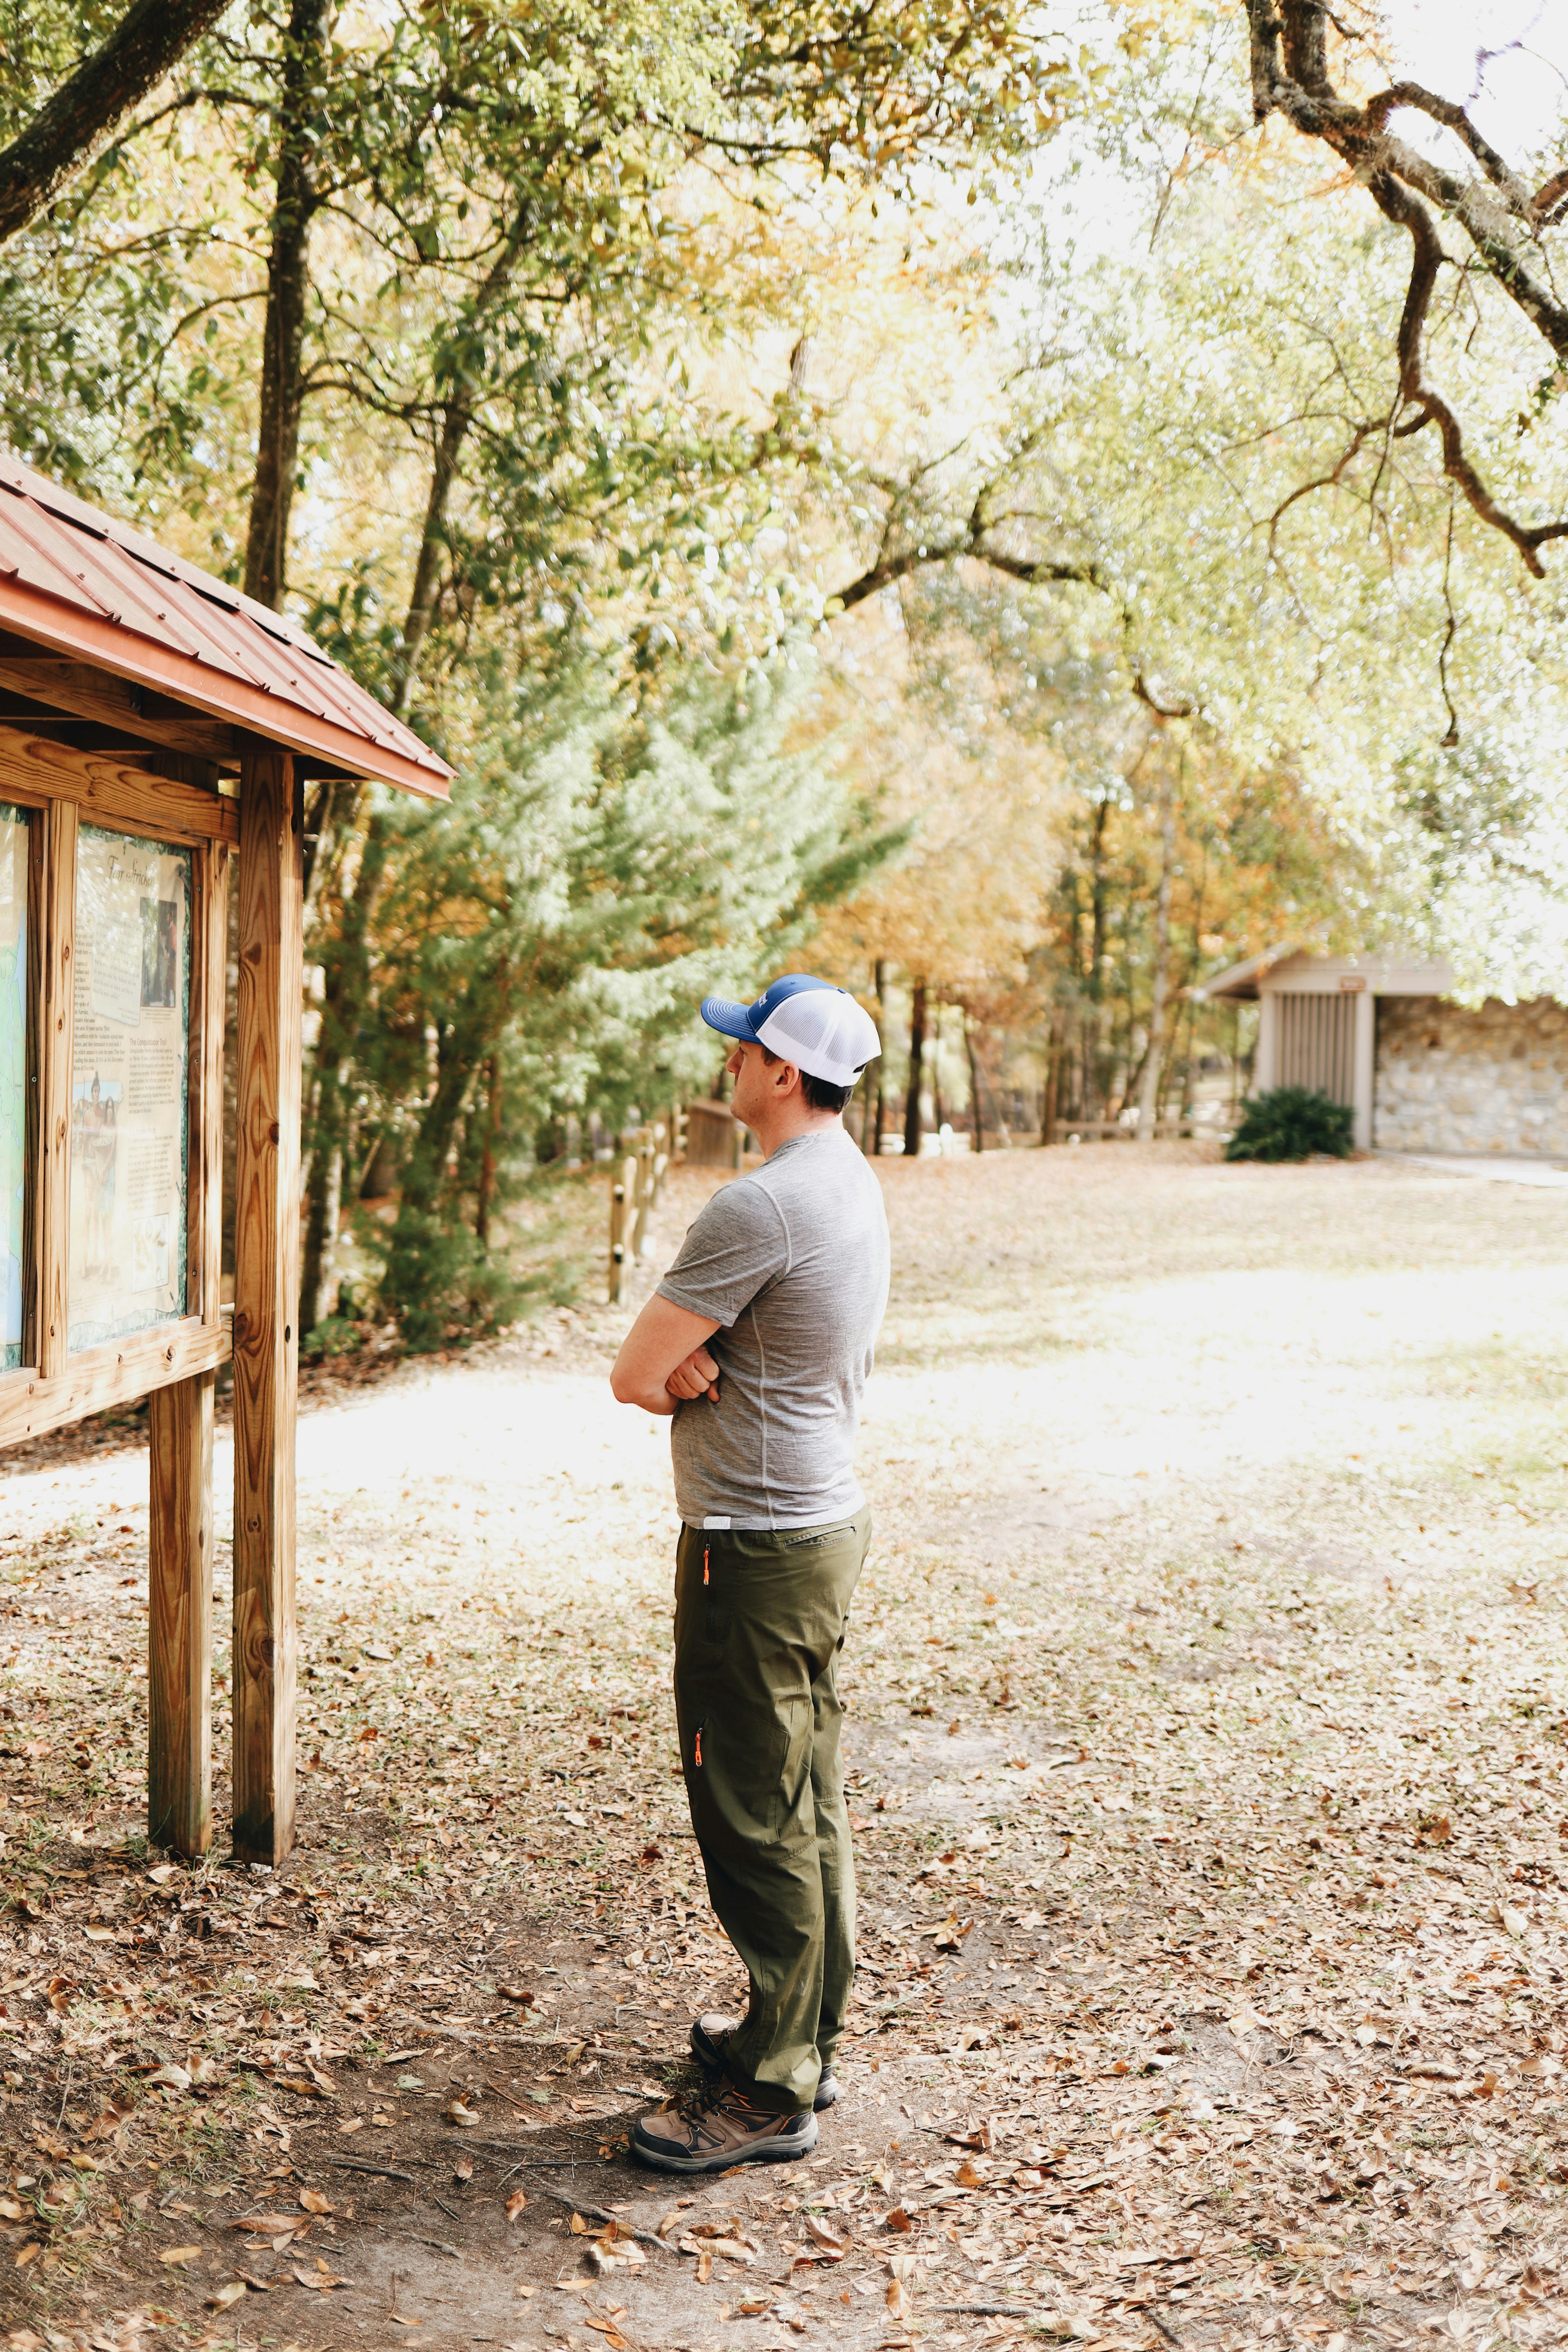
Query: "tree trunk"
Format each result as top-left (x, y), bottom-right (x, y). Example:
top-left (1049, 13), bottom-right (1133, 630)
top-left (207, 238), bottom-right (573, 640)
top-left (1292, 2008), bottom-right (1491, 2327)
top-left (965, 1014), bottom-right (984, 1152)
top-left (390, 202), bottom-right (533, 716)
top-left (0, 0), bottom-right (231, 245)
top-left (476, 1052), bottom-right (502, 1245)
top-left (1041, 1007), bottom-right (1063, 1144)
top-left (903, 977), bottom-right (926, 1159)
top-left (242, 0), bottom-right (332, 612)
top-left (1084, 795), bottom-right (1111, 1120)
top-left (931, 1004), bottom-right (945, 1132)
top-left (298, 807), bottom-right (391, 1331)
top-left (1135, 766), bottom-right (1177, 1141)
top-left (862, 959), bottom-right (885, 1157)
top-left (865, 955), bottom-right (888, 1157)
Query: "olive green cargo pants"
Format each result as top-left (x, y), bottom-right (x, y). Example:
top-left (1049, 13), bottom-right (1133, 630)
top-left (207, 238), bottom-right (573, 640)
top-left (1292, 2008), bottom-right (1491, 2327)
top-left (673, 1509), bottom-right (872, 2115)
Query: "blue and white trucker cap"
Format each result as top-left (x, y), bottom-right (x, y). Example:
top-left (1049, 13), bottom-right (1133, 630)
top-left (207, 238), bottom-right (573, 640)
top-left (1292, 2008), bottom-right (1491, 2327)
top-left (700, 973), bottom-right (882, 1089)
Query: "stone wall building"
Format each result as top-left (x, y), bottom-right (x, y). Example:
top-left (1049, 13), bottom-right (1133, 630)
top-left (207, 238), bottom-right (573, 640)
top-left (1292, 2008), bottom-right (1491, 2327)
top-left (1375, 995), bottom-right (1568, 1159)
top-left (1201, 949), bottom-right (1568, 1160)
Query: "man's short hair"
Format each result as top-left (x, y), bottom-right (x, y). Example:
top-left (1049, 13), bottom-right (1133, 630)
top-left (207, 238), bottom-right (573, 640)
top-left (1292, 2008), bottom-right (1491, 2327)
top-left (760, 1043), bottom-right (857, 1115)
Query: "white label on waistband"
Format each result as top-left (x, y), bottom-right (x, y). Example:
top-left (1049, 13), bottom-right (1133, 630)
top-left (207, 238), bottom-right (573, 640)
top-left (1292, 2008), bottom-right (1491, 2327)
top-left (702, 1515), bottom-right (732, 1530)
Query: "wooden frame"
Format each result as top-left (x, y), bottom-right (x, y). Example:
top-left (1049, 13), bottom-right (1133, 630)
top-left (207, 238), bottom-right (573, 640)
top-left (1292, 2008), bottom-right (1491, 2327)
top-left (0, 720), bottom-right (271, 1861)
top-left (0, 461), bottom-right (449, 1874)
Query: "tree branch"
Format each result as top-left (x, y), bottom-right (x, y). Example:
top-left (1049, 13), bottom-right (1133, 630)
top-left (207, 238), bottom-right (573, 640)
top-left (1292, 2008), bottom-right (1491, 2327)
top-left (1372, 168), bottom-right (1568, 577)
top-left (0, 0), bottom-right (231, 245)
top-left (1243, 0), bottom-right (1568, 569)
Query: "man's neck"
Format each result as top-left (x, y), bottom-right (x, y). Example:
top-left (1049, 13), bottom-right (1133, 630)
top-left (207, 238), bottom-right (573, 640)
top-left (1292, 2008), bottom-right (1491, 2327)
top-left (751, 1107), bottom-right (842, 1162)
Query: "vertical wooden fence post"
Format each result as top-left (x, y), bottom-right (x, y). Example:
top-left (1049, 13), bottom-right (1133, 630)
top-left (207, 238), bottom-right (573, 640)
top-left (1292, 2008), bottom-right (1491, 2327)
top-left (232, 740), bottom-right (302, 1865)
top-left (148, 836), bottom-right (227, 1856)
top-left (632, 1129), bottom-right (653, 1259)
top-left (148, 1371), bottom-right (214, 1853)
top-left (609, 1176), bottom-right (628, 1304)
top-left (620, 1153), bottom-right (639, 1269)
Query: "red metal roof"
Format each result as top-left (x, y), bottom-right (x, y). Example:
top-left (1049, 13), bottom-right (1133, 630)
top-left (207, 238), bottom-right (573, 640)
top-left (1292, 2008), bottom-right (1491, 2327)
top-left (0, 455), bottom-right (451, 799)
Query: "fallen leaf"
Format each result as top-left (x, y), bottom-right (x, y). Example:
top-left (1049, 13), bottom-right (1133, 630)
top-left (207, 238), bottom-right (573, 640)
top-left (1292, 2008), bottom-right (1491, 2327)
top-left (454, 2155), bottom-right (473, 2183)
top-left (506, 2188), bottom-right (528, 2221)
top-left (159, 2245), bottom-right (203, 2267)
top-left (882, 2207), bottom-right (913, 2232)
top-left (807, 2217), bottom-right (848, 2254)
top-left (205, 2283), bottom-right (248, 2311)
top-left (147, 2063), bottom-right (192, 2091)
top-left (299, 2189), bottom-right (335, 2214)
top-left (81, 1925), bottom-right (116, 1943)
top-left (696, 2248), bottom-right (713, 2284)
top-left (446, 2099), bottom-right (479, 2126)
top-left (14, 2242), bottom-right (39, 2269)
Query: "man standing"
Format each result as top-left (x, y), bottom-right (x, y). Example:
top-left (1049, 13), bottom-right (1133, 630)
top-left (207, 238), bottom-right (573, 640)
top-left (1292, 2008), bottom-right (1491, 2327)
top-left (611, 974), bottom-right (889, 2173)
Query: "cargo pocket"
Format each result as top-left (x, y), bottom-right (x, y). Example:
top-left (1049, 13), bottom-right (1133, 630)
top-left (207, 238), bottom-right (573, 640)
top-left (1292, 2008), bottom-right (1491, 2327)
top-left (704, 1700), bottom-right (793, 1841)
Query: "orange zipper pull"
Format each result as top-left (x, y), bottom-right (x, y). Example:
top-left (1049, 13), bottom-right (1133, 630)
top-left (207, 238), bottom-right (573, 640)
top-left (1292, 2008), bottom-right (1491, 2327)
top-left (703, 1545), bottom-right (710, 1586)
top-left (694, 1729), bottom-right (703, 1767)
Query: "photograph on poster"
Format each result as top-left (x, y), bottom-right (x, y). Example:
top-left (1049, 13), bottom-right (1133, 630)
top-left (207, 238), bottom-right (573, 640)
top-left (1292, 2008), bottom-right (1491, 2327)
top-left (0, 804), bottom-right (24, 1374)
top-left (68, 824), bottom-right (191, 1353)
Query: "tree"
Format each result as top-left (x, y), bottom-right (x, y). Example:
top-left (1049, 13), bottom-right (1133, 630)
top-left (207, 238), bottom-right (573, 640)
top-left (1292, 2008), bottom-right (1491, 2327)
top-left (340, 645), bottom-right (899, 1344)
top-left (0, 0), bottom-right (232, 245)
top-left (1239, 1), bottom-right (1568, 573)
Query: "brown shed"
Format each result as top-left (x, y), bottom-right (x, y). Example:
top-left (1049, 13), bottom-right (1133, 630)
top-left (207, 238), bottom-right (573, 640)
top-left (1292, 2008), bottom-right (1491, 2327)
top-left (0, 458), bottom-right (451, 1865)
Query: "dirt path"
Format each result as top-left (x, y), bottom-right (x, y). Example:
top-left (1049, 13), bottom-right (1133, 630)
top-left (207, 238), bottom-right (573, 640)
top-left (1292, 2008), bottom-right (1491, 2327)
top-left (3, 1147), bottom-right (1568, 2352)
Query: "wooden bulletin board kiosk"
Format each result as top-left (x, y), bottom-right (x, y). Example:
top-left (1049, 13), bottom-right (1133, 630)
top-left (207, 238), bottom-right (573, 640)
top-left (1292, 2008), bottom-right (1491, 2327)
top-left (0, 459), bottom-right (451, 1866)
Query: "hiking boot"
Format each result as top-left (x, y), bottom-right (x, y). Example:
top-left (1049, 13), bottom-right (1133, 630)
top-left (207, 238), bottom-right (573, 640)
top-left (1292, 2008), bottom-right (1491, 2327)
top-left (691, 2011), bottom-right (839, 2110)
top-left (630, 2080), bottom-right (818, 2174)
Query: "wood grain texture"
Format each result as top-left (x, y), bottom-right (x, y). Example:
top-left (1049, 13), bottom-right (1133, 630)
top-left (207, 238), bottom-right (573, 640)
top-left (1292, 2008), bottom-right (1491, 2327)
top-left (0, 660), bottom-right (235, 764)
top-left (148, 1368), bottom-right (214, 1855)
top-left (18, 804), bottom-right (42, 1364)
top-left (0, 1315), bottom-right (230, 1448)
top-left (194, 840), bottom-right (230, 1325)
top-left (0, 726), bottom-right (238, 844)
top-left (231, 737), bottom-right (301, 1866)
top-left (34, 799), bottom-right (77, 1380)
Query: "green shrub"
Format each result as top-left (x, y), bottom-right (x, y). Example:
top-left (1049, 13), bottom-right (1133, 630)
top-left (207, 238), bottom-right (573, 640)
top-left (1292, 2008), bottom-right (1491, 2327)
top-left (300, 1315), bottom-right (365, 1363)
top-left (1225, 1085), bottom-right (1354, 1163)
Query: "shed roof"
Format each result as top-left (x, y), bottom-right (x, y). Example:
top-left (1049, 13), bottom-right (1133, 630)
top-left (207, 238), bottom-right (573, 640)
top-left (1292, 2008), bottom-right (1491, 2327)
top-left (1197, 946), bottom-right (1301, 1002)
top-left (0, 455), bottom-right (451, 799)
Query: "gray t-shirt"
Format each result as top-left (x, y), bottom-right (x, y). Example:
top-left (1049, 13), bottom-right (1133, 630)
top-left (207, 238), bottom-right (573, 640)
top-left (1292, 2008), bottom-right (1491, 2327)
top-left (657, 1127), bottom-right (890, 1530)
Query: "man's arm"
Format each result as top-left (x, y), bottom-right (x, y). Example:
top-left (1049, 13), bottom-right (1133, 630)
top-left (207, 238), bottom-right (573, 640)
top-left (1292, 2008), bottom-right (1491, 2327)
top-left (610, 1295), bottom-right (722, 1418)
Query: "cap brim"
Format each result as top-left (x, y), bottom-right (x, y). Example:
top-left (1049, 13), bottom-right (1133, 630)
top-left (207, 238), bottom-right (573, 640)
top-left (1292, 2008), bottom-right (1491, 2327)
top-left (699, 994), bottom-right (758, 1041)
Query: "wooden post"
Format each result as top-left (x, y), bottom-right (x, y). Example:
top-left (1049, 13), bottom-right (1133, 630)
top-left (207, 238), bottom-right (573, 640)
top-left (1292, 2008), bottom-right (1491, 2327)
top-left (609, 1176), bottom-right (628, 1304)
top-left (632, 1129), bottom-right (653, 1258)
top-left (148, 1371), bottom-right (214, 1853)
top-left (148, 835), bottom-right (227, 1856)
top-left (32, 801), bottom-right (77, 1377)
top-left (231, 740), bottom-right (302, 1865)
top-left (620, 1153), bottom-right (639, 1263)
top-left (196, 840), bottom-right (231, 1328)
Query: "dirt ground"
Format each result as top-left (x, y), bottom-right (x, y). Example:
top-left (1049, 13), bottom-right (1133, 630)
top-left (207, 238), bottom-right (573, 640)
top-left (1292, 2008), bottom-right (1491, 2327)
top-left (2, 1144), bottom-right (1568, 2352)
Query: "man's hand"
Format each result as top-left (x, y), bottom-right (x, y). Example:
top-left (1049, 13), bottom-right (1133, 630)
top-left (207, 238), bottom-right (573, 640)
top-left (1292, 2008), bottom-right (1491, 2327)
top-left (610, 1295), bottom-right (721, 1417)
top-left (666, 1344), bottom-right (720, 1403)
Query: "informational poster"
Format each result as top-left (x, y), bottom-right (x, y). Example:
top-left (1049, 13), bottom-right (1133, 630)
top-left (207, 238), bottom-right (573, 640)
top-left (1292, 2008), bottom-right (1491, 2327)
top-left (0, 803), bottom-right (25, 1374)
top-left (68, 824), bottom-right (191, 1352)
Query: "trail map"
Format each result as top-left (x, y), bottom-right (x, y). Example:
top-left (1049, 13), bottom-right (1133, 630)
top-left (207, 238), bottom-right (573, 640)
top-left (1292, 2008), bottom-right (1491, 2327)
top-left (68, 824), bottom-right (191, 1353)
